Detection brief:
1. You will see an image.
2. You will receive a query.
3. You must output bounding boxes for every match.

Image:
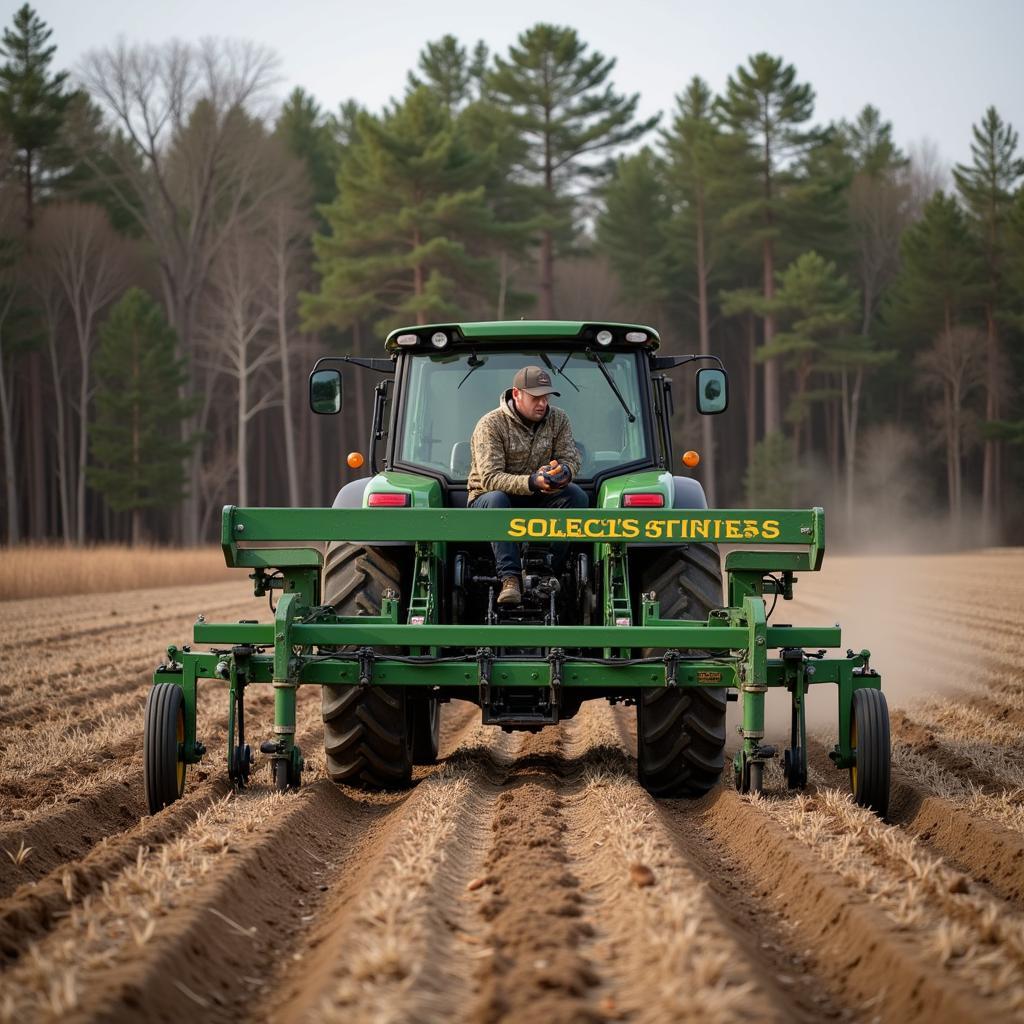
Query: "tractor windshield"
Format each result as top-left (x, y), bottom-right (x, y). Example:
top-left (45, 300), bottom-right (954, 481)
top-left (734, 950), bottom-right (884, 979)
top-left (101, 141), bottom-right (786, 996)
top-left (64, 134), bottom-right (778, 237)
top-left (397, 348), bottom-right (650, 480)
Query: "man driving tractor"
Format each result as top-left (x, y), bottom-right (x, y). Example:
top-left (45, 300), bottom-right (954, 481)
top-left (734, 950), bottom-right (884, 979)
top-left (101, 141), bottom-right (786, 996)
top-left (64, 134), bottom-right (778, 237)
top-left (467, 365), bottom-right (587, 606)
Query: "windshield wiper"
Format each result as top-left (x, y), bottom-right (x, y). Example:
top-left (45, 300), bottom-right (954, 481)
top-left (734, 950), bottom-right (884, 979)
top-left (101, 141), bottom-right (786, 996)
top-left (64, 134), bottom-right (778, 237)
top-left (457, 351), bottom-right (486, 389)
top-left (540, 352), bottom-right (580, 393)
top-left (585, 347), bottom-right (635, 422)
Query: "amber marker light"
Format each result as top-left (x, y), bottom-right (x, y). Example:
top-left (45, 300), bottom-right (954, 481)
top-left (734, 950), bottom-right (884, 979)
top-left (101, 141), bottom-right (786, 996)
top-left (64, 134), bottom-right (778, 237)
top-left (347, 452), bottom-right (365, 469)
top-left (682, 450), bottom-right (700, 468)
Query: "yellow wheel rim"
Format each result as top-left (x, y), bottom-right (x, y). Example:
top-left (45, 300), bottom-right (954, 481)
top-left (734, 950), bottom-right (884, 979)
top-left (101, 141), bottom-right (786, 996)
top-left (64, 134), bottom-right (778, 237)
top-left (176, 706), bottom-right (186, 794)
top-left (849, 709), bottom-right (858, 792)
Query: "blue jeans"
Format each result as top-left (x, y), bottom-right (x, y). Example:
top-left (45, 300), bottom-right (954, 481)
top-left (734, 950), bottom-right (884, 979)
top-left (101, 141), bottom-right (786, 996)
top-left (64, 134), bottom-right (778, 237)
top-left (470, 483), bottom-right (589, 578)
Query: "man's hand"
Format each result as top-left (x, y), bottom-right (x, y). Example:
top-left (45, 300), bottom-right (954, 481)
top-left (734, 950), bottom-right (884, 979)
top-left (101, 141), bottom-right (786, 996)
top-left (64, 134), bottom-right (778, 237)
top-left (529, 467), bottom-right (553, 492)
top-left (530, 459), bottom-right (571, 492)
top-left (544, 459), bottom-right (572, 487)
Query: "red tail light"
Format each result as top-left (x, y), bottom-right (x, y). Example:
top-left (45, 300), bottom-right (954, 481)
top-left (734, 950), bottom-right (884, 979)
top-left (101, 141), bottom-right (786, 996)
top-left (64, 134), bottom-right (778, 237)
top-left (622, 493), bottom-right (665, 508)
top-left (367, 492), bottom-right (411, 507)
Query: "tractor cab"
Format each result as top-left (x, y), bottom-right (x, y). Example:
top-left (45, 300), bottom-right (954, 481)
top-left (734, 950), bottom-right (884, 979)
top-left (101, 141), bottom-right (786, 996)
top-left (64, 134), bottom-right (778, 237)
top-left (310, 320), bottom-right (727, 508)
top-left (309, 321), bottom-right (729, 630)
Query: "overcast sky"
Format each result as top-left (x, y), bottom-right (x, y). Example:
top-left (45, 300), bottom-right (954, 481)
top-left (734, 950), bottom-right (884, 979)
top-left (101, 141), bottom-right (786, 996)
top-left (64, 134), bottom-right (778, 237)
top-left (24, 0), bottom-right (1024, 170)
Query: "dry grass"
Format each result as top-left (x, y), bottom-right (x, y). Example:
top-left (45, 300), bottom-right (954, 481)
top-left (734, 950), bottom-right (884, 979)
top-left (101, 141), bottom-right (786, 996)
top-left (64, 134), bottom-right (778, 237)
top-left (0, 544), bottom-right (234, 601)
top-left (755, 780), bottom-right (1024, 1012)
top-left (891, 742), bottom-right (1024, 833)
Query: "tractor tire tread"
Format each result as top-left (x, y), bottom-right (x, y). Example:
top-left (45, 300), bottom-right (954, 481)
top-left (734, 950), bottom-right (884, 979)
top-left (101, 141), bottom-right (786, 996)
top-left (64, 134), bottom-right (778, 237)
top-left (637, 543), bottom-right (726, 798)
top-left (321, 543), bottom-right (414, 789)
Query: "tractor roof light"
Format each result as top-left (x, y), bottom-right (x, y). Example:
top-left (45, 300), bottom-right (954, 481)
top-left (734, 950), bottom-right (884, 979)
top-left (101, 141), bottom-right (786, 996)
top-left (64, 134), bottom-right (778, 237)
top-left (622, 492), bottom-right (665, 507)
top-left (430, 331), bottom-right (448, 349)
top-left (367, 492), bottom-right (411, 507)
top-left (625, 331), bottom-right (647, 344)
top-left (396, 333), bottom-right (419, 346)
top-left (596, 329), bottom-right (613, 346)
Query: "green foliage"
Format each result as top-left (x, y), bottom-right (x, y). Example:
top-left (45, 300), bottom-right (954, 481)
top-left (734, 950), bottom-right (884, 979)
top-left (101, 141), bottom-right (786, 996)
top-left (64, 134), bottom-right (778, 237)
top-left (0, 3), bottom-right (72, 225)
top-left (275, 88), bottom-right (339, 211)
top-left (954, 107), bottom-right (1024, 229)
top-left (408, 35), bottom-right (486, 114)
top-left (762, 252), bottom-right (863, 430)
top-left (301, 87), bottom-right (498, 333)
top-left (837, 105), bottom-right (907, 177)
top-left (717, 53), bottom-right (822, 245)
top-left (486, 21), bottom-right (658, 277)
top-left (743, 432), bottom-right (805, 506)
top-left (89, 289), bottom-right (196, 516)
top-left (883, 192), bottom-right (985, 345)
top-left (767, 252), bottom-right (859, 359)
top-left (953, 106), bottom-right (1024, 321)
top-left (662, 78), bottom-right (759, 293)
top-left (488, 24), bottom-right (656, 187)
top-left (598, 149), bottom-right (673, 313)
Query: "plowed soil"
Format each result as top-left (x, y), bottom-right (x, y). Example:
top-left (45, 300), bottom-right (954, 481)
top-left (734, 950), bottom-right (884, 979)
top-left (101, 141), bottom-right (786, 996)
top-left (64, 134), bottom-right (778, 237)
top-left (2, 550), bottom-right (1024, 1022)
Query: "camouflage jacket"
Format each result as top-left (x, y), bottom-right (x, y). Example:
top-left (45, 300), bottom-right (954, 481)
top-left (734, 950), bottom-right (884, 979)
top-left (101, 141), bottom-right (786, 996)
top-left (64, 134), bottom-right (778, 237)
top-left (467, 389), bottom-right (581, 503)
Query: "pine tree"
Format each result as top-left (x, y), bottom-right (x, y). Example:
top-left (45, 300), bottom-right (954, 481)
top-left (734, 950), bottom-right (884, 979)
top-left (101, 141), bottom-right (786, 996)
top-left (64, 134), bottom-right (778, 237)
top-left (761, 252), bottom-right (859, 453)
top-left (953, 107), bottom-right (1024, 537)
top-left (275, 88), bottom-right (339, 213)
top-left (660, 77), bottom-right (758, 502)
top-left (718, 53), bottom-right (822, 435)
top-left (487, 24), bottom-right (658, 317)
top-left (89, 288), bottom-right (196, 545)
top-left (884, 192), bottom-right (984, 344)
top-left (0, 4), bottom-right (72, 230)
top-left (598, 149), bottom-right (672, 315)
top-left (408, 35), bottom-right (483, 115)
top-left (301, 87), bottom-right (497, 333)
top-left (838, 105), bottom-right (907, 178)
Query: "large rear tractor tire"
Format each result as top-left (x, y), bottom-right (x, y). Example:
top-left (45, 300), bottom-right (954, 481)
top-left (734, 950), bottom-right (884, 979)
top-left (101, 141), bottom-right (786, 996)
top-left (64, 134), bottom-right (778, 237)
top-left (411, 698), bottom-right (441, 764)
top-left (321, 543), bottom-right (416, 789)
top-left (636, 544), bottom-right (727, 798)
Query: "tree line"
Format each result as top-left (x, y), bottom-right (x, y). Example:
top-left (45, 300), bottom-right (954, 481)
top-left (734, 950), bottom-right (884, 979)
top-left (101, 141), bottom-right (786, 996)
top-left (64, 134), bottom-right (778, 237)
top-left (0, 5), bottom-right (1021, 546)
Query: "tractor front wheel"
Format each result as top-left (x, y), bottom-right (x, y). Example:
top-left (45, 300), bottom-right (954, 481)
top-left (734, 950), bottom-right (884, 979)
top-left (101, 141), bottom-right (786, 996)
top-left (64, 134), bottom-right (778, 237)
top-left (144, 683), bottom-right (186, 814)
top-left (850, 687), bottom-right (890, 817)
top-left (321, 543), bottom-right (416, 789)
top-left (636, 544), bottom-right (727, 798)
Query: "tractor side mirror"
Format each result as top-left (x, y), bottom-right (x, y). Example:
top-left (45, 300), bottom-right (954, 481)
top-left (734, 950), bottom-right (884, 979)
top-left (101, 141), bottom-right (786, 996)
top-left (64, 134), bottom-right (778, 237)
top-left (695, 368), bottom-right (728, 415)
top-left (310, 368), bottom-right (342, 414)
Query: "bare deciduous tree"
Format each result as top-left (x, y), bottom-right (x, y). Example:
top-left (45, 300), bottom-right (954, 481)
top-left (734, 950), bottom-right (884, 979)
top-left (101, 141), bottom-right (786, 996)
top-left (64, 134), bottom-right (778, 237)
top-left (905, 138), bottom-right (950, 220)
top-left (36, 202), bottom-right (131, 543)
top-left (262, 156), bottom-right (311, 508)
top-left (77, 38), bottom-right (286, 539)
top-left (199, 224), bottom-right (277, 508)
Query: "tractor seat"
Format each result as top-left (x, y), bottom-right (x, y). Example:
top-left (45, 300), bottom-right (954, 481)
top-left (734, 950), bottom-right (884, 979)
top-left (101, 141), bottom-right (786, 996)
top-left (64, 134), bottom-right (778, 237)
top-left (450, 441), bottom-right (471, 478)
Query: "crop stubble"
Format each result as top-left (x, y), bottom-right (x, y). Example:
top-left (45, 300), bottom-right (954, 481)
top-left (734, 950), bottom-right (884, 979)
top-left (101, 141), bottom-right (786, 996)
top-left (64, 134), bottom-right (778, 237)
top-left (1, 551), bottom-right (1023, 1022)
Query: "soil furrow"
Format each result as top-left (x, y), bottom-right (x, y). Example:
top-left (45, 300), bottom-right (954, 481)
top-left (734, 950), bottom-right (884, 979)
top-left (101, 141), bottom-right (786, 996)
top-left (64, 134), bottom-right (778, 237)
top-left (559, 704), bottom-right (825, 1024)
top-left (466, 725), bottom-right (604, 1024)
top-left (0, 777), bottom-right (232, 962)
top-left (806, 738), bottom-right (1024, 911)
top-left (0, 592), bottom-right (254, 660)
top-left (267, 724), bottom-right (503, 1023)
top-left (683, 783), bottom-right (1022, 1022)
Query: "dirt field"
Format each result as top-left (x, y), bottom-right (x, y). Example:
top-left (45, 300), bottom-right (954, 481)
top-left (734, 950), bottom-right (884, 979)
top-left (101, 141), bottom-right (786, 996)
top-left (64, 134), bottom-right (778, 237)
top-left (2, 549), bottom-right (1024, 1023)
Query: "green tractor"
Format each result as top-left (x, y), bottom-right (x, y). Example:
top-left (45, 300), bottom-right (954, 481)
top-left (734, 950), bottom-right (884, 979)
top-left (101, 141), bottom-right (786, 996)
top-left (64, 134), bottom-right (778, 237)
top-left (145, 321), bottom-right (890, 816)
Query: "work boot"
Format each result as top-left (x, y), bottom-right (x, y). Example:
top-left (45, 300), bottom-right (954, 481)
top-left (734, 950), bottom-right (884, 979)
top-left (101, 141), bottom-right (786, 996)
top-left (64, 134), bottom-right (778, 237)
top-left (497, 575), bottom-right (522, 606)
